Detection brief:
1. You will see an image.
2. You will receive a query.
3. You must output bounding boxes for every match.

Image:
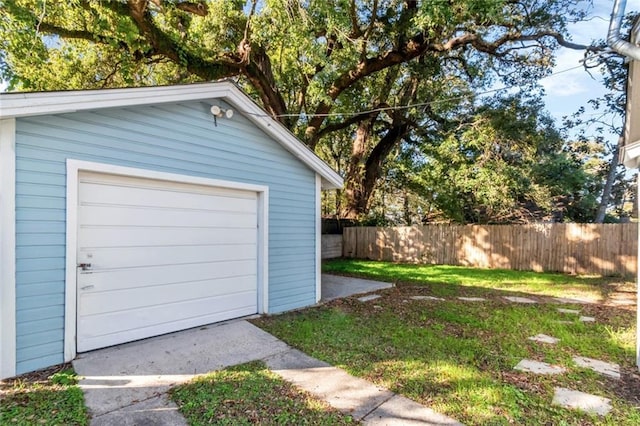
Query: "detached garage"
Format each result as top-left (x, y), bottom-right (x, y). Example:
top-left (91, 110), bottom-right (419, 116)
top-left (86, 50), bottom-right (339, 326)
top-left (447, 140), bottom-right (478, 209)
top-left (0, 81), bottom-right (343, 378)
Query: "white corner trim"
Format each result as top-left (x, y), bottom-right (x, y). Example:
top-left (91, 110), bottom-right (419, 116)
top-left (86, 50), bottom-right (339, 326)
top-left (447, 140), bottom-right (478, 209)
top-left (0, 82), bottom-right (344, 190)
top-left (259, 189), bottom-right (269, 314)
top-left (315, 174), bottom-right (322, 303)
top-left (64, 160), bottom-right (78, 362)
top-left (637, 174), bottom-right (640, 370)
top-left (0, 118), bottom-right (17, 379)
top-left (64, 159), bottom-right (269, 360)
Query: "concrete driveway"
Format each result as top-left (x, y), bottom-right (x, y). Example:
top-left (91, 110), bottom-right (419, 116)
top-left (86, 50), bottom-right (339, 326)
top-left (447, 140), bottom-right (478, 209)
top-left (73, 320), bottom-right (289, 425)
top-left (73, 275), bottom-right (460, 425)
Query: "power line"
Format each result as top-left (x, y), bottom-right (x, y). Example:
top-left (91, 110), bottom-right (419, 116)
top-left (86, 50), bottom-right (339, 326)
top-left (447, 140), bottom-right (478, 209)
top-left (244, 62), bottom-right (596, 120)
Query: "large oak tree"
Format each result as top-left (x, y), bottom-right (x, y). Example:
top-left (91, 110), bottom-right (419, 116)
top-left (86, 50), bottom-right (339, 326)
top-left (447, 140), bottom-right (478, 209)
top-left (1, 0), bottom-right (591, 218)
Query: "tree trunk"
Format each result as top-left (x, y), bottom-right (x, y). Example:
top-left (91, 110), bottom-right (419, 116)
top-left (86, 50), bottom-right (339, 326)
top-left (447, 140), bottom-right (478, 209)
top-left (595, 136), bottom-right (622, 223)
top-left (340, 121), bottom-right (372, 219)
top-left (340, 122), bottom-right (410, 219)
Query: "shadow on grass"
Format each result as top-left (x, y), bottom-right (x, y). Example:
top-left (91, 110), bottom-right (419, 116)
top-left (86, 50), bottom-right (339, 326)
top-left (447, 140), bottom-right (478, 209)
top-left (256, 264), bottom-right (639, 425)
top-left (170, 360), bottom-right (356, 425)
top-left (323, 259), bottom-right (632, 303)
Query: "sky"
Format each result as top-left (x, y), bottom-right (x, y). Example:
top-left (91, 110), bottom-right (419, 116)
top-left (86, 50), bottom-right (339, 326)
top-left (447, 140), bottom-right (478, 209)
top-left (542, 0), bottom-right (640, 141)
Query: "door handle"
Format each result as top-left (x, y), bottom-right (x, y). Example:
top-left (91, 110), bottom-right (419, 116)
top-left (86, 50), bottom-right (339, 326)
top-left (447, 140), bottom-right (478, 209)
top-left (78, 263), bottom-right (92, 271)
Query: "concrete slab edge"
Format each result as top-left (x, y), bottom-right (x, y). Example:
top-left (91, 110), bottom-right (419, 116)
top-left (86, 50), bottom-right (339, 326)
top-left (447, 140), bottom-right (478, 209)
top-left (263, 348), bottom-right (461, 424)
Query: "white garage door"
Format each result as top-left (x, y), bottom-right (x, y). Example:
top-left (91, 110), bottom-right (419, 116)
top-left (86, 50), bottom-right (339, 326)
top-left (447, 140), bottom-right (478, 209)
top-left (76, 171), bottom-right (258, 352)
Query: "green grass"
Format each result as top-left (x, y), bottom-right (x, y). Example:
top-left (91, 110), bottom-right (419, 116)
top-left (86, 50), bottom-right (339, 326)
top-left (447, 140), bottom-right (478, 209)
top-left (323, 259), bottom-right (626, 301)
top-left (170, 360), bottom-right (357, 425)
top-left (253, 260), bottom-right (639, 425)
top-left (0, 366), bottom-right (88, 425)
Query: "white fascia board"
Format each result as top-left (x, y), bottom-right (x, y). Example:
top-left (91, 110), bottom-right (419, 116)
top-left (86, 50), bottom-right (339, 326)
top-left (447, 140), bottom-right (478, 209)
top-left (0, 83), bottom-right (231, 118)
top-left (0, 82), bottom-right (344, 189)
top-left (223, 85), bottom-right (343, 190)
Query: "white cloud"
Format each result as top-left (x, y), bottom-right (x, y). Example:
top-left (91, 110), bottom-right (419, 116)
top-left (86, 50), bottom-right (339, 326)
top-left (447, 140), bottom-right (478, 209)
top-left (542, 48), bottom-right (591, 97)
top-left (542, 1), bottom-right (640, 116)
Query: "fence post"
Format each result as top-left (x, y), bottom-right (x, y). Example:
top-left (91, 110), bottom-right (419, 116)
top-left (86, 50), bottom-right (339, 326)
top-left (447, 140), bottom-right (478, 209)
top-left (342, 223), bottom-right (637, 276)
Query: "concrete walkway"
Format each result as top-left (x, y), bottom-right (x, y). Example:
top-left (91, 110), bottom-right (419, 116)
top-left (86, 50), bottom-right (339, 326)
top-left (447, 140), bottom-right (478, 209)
top-left (321, 273), bottom-right (393, 301)
top-left (74, 320), bottom-right (461, 425)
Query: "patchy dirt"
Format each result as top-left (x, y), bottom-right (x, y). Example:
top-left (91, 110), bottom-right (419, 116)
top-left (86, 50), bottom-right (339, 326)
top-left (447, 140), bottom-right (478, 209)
top-left (0, 363), bottom-right (75, 395)
top-left (322, 282), bottom-right (640, 409)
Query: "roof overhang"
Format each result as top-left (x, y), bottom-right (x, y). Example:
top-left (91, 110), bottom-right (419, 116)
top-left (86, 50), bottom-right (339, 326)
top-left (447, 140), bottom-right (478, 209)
top-left (621, 141), bottom-right (640, 168)
top-left (621, 19), bottom-right (640, 169)
top-left (0, 81), bottom-right (343, 189)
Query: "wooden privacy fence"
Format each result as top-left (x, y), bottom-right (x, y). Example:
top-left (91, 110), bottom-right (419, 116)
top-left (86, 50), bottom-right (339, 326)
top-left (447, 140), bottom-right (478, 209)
top-left (343, 223), bottom-right (638, 276)
top-left (321, 235), bottom-right (343, 259)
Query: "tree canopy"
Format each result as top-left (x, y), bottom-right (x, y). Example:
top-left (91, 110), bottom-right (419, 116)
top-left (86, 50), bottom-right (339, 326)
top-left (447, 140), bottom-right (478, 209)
top-left (1, 0), bottom-right (607, 222)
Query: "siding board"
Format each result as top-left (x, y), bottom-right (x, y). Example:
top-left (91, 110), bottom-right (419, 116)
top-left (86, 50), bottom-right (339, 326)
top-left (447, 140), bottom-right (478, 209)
top-left (16, 305), bottom-right (64, 323)
top-left (18, 330), bottom-right (63, 349)
top-left (17, 354), bottom-right (63, 376)
top-left (17, 318), bottom-right (64, 335)
top-left (16, 258), bottom-right (65, 272)
top-left (16, 196), bottom-right (66, 210)
top-left (17, 293), bottom-right (65, 310)
top-left (16, 281), bottom-right (64, 297)
top-left (14, 100), bottom-right (317, 374)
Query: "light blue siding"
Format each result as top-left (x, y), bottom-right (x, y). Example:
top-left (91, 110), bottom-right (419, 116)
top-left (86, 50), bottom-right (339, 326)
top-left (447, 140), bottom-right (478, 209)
top-left (14, 101), bottom-right (317, 374)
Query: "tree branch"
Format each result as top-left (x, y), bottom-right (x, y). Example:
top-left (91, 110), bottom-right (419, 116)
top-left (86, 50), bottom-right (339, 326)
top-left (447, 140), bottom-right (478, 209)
top-left (316, 108), bottom-right (384, 140)
top-left (36, 22), bottom-right (109, 44)
top-left (175, 1), bottom-right (209, 16)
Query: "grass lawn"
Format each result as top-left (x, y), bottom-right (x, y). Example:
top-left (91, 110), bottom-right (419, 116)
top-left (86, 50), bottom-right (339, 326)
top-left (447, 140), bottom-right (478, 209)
top-left (323, 259), bottom-right (632, 302)
top-left (253, 259), bottom-right (640, 425)
top-left (0, 364), bottom-right (88, 425)
top-left (170, 360), bottom-right (357, 425)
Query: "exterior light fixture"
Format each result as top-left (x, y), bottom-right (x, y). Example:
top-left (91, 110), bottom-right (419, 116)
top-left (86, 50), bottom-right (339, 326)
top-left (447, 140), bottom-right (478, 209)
top-left (210, 105), bottom-right (234, 119)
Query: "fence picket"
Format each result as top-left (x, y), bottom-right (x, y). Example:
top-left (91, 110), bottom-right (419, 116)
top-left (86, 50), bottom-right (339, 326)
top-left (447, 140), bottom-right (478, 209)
top-left (341, 223), bottom-right (637, 276)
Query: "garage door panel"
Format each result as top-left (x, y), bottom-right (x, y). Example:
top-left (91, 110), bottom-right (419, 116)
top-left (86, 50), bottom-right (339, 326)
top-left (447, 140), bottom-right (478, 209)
top-left (78, 259), bottom-right (256, 292)
top-left (80, 182), bottom-right (258, 211)
top-left (77, 292), bottom-right (257, 352)
top-left (78, 244), bottom-right (256, 269)
top-left (80, 205), bottom-right (256, 228)
top-left (80, 172), bottom-right (258, 198)
top-left (76, 171), bottom-right (260, 353)
top-left (79, 274), bottom-right (257, 316)
top-left (78, 227), bottom-right (257, 248)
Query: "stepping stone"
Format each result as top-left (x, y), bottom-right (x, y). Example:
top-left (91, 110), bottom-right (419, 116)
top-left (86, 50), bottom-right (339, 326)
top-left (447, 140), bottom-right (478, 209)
top-left (410, 296), bottom-right (445, 301)
top-left (457, 297), bottom-right (486, 302)
top-left (554, 320), bottom-right (574, 325)
top-left (504, 296), bottom-right (537, 304)
top-left (552, 387), bottom-right (612, 416)
top-left (528, 334), bottom-right (560, 344)
top-left (557, 308), bottom-right (580, 315)
top-left (611, 299), bottom-right (635, 306)
top-left (514, 359), bottom-right (566, 375)
top-left (364, 394), bottom-right (463, 425)
top-left (553, 297), bottom-right (595, 304)
top-left (573, 356), bottom-right (620, 379)
top-left (357, 294), bottom-right (381, 302)
top-left (579, 316), bottom-right (595, 322)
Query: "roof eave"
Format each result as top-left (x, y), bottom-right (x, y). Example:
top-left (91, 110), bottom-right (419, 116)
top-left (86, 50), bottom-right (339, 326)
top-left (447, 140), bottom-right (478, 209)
top-left (0, 82), bottom-right (343, 189)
